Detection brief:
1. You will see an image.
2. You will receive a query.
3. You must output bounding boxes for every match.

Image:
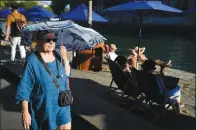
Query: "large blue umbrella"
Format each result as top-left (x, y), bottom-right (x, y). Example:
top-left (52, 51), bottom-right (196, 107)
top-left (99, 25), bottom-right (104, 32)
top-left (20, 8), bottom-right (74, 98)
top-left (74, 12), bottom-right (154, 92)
top-left (60, 4), bottom-right (108, 22)
top-left (182, 8), bottom-right (196, 14)
top-left (21, 20), bottom-right (107, 50)
top-left (0, 7), bottom-right (25, 18)
top-left (102, 1), bottom-right (182, 68)
top-left (22, 6), bottom-right (56, 21)
top-left (102, 1), bottom-right (182, 37)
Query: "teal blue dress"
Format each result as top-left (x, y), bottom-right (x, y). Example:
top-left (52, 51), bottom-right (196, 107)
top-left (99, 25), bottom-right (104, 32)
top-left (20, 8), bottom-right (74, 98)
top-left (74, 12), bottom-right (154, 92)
top-left (16, 52), bottom-right (71, 130)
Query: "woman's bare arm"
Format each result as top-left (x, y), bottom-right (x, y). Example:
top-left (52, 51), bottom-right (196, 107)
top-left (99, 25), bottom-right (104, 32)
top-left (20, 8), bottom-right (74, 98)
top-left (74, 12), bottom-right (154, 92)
top-left (21, 100), bottom-right (29, 113)
top-left (63, 58), bottom-right (71, 77)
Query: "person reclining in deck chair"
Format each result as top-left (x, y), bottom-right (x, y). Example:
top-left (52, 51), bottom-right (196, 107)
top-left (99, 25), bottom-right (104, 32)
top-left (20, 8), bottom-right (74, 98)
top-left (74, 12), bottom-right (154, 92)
top-left (115, 56), bottom-right (132, 72)
top-left (114, 55), bottom-right (137, 79)
top-left (141, 59), bottom-right (184, 111)
top-left (127, 46), bottom-right (172, 74)
top-left (103, 44), bottom-right (110, 54)
top-left (114, 56), bottom-right (140, 96)
top-left (108, 44), bottom-right (118, 61)
top-left (102, 44), bottom-right (118, 71)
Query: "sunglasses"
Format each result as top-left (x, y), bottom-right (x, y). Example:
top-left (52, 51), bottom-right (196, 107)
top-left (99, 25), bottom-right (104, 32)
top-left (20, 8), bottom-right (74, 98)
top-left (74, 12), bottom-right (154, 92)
top-left (39, 39), bottom-right (57, 43)
top-left (45, 39), bottom-right (57, 43)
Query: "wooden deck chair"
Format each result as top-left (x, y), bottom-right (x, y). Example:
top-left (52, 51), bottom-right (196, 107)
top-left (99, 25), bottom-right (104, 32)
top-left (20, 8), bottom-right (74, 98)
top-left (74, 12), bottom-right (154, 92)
top-left (103, 58), bottom-right (141, 101)
top-left (135, 70), bottom-right (180, 122)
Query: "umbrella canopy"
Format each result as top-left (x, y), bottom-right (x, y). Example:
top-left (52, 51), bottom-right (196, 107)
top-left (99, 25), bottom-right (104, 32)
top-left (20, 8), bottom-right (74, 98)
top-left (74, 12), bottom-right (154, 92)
top-left (22, 6), bottom-right (56, 20)
top-left (60, 4), bottom-right (108, 22)
top-left (0, 8), bottom-right (25, 18)
top-left (21, 20), bottom-right (107, 50)
top-left (102, 1), bottom-right (182, 69)
top-left (102, 1), bottom-right (182, 13)
top-left (182, 8), bottom-right (196, 14)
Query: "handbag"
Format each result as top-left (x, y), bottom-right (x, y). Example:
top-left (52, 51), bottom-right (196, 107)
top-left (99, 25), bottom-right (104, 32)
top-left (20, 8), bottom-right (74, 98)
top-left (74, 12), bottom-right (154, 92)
top-left (34, 51), bottom-right (73, 107)
top-left (0, 40), bottom-right (11, 46)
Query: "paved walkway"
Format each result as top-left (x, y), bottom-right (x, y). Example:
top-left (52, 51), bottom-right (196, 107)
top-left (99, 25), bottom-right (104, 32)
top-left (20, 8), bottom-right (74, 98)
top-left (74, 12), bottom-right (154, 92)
top-left (0, 47), bottom-right (162, 130)
top-left (0, 47), bottom-right (195, 130)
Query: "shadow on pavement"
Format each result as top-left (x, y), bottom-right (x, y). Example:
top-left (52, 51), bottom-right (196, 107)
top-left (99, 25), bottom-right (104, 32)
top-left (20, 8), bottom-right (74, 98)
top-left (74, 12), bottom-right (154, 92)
top-left (70, 77), bottom-right (196, 130)
top-left (0, 71), bottom-right (99, 130)
top-left (0, 80), bottom-right (21, 112)
top-left (0, 63), bottom-right (195, 130)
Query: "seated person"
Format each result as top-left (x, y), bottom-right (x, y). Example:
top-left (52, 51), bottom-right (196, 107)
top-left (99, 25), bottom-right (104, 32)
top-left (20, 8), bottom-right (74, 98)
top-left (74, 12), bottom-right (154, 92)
top-left (115, 56), bottom-right (131, 72)
top-left (128, 46), bottom-right (172, 74)
top-left (141, 59), bottom-right (184, 111)
top-left (108, 44), bottom-right (118, 61)
top-left (114, 55), bottom-right (138, 79)
top-left (102, 44), bottom-right (111, 71)
top-left (104, 44), bottom-right (110, 54)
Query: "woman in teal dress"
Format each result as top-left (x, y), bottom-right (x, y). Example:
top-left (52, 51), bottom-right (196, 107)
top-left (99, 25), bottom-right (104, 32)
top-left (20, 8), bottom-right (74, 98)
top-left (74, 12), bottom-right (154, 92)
top-left (16, 30), bottom-right (72, 130)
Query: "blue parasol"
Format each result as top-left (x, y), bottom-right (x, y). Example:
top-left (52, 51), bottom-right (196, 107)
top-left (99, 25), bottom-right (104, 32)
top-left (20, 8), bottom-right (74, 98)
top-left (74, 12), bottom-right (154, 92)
top-left (21, 20), bottom-right (106, 51)
top-left (22, 6), bottom-right (56, 21)
top-left (102, 1), bottom-right (182, 68)
top-left (60, 4), bottom-right (108, 22)
top-left (0, 8), bottom-right (25, 18)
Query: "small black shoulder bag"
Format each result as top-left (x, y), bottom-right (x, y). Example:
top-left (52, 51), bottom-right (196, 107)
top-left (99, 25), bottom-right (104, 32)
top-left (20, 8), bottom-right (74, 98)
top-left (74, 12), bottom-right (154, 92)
top-left (34, 51), bottom-right (73, 107)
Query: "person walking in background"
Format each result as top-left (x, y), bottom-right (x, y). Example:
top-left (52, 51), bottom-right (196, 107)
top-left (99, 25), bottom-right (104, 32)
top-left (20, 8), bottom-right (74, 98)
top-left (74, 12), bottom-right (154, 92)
top-left (5, 3), bottom-right (27, 64)
top-left (16, 30), bottom-right (72, 130)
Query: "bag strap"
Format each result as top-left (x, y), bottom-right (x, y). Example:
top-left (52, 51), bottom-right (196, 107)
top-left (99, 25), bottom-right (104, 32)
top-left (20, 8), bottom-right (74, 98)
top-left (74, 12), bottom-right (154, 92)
top-left (10, 13), bottom-right (22, 20)
top-left (34, 51), bottom-right (60, 91)
top-left (10, 14), bottom-right (16, 21)
top-left (53, 50), bottom-right (70, 90)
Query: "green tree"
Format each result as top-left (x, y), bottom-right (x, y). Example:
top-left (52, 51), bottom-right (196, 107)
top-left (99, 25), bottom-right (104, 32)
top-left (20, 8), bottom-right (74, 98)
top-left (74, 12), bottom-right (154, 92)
top-left (50, 0), bottom-right (90, 15)
top-left (4, 1), bottom-right (18, 8)
top-left (0, 1), bottom-right (6, 9)
top-left (44, 6), bottom-right (53, 13)
top-left (0, 1), bottom-right (38, 9)
top-left (51, 0), bottom-right (68, 15)
top-left (20, 1), bottom-right (38, 9)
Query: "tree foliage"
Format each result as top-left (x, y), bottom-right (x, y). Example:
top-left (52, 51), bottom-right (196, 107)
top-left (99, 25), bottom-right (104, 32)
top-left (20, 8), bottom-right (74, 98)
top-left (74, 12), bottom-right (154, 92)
top-left (51, 0), bottom-right (68, 15)
top-left (0, 1), bottom-right (6, 9)
top-left (20, 1), bottom-right (38, 9)
top-left (50, 0), bottom-right (92, 15)
top-left (0, 0), bottom-right (38, 9)
top-left (44, 6), bottom-right (53, 13)
top-left (50, 0), bottom-right (134, 15)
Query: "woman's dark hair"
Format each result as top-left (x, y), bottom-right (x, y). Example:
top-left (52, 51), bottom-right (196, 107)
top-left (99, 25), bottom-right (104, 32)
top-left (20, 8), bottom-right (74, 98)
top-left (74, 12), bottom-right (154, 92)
top-left (115, 56), bottom-right (127, 67)
top-left (11, 3), bottom-right (19, 10)
top-left (141, 59), bottom-right (156, 72)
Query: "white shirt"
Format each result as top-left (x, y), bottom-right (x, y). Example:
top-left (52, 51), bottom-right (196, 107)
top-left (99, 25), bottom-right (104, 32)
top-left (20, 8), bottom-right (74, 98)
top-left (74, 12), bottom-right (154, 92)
top-left (109, 52), bottom-right (118, 61)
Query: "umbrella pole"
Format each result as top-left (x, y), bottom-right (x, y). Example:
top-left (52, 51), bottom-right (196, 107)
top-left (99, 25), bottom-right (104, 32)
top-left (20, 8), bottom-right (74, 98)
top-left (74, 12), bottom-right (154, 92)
top-left (137, 13), bottom-right (142, 70)
top-left (88, 0), bottom-right (93, 28)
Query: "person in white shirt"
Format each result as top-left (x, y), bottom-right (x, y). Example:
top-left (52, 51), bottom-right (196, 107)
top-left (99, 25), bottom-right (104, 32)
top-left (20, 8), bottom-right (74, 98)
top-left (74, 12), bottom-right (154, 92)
top-left (108, 44), bottom-right (118, 61)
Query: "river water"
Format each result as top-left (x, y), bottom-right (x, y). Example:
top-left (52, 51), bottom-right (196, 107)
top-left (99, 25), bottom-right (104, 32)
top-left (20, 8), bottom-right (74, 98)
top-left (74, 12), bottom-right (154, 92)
top-left (0, 21), bottom-right (195, 73)
top-left (103, 32), bottom-right (195, 73)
